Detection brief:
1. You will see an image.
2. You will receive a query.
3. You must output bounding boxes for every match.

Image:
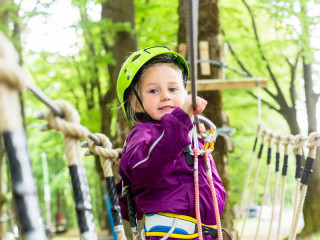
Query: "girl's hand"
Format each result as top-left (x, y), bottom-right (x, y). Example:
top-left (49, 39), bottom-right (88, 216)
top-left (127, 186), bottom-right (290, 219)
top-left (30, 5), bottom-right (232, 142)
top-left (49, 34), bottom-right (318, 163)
top-left (181, 95), bottom-right (207, 118)
top-left (198, 123), bottom-right (206, 137)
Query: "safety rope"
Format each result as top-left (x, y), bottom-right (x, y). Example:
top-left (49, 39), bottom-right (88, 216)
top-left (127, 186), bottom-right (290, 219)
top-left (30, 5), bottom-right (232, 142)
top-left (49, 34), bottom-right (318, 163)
top-left (266, 134), bottom-right (282, 240)
top-left (289, 132), bottom-right (320, 240)
top-left (276, 135), bottom-right (293, 240)
top-left (192, 148), bottom-right (203, 240)
top-left (240, 129), bottom-right (266, 239)
top-left (190, 117), bottom-right (224, 240)
top-left (204, 151), bottom-right (223, 240)
top-left (254, 130), bottom-right (273, 240)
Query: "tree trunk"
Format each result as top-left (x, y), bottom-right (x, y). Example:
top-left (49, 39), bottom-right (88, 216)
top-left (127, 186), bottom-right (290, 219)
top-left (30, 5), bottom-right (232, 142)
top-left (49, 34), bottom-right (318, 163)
top-left (101, 0), bottom-right (137, 147)
top-left (101, 1), bottom-right (137, 238)
top-left (178, 0), bottom-right (235, 238)
top-left (302, 60), bottom-right (320, 233)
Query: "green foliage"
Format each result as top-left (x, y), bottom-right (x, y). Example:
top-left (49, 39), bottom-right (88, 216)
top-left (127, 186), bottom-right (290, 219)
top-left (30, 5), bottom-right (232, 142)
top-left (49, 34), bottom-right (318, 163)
top-left (135, 0), bottom-right (179, 48)
top-left (3, 0), bottom-right (319, 233)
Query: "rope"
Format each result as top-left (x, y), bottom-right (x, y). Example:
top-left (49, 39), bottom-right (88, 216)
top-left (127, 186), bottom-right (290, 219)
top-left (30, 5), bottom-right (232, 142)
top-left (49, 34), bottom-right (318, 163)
top-left (289, 132), bottom-right (320, 240)
top-left (0, 32), bottom-right (27, 132)
top-left (44, 100), bottom-right (90, 166)
top-left (43, 99), bottom-right (97, 240)
top-left (254, 130), bottom-right (273, 240)
top-left (276, 135), bottom-right (293, 240)
top-left (292, 134), bottom-right (307, 155)
top-left (0, 32), bottom-right (47, 239)
top-left (204, 151), bottom-right (222, 240)
top-left (240, 129), bottom-right (266, 239)
top-left (87, 133), bottom-right (122, 166)
top-left (0, 32), bottom-right (26, 90)
top-left (257, 82), bottom-right (261, 123)
top-left (193, 148), bottom-right (203, 240)
top-left (266, 134), bottom-right (282, 240)
top-left (237, 123), bottom-right (262, 221)
top-left (289, 134), bottom-right (307, 239)
top-left (86, 133), bottom-right (126, 240)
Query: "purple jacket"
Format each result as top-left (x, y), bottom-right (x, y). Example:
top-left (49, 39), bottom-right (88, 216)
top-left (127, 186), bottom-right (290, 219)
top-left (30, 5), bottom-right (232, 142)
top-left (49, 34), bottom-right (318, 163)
top-left (118, 107), bottom-right (226, 227)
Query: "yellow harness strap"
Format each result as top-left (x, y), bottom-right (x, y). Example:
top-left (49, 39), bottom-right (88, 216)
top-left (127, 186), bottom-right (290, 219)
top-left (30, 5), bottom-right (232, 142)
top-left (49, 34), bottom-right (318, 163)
top-left (144, 212), bottom-right (218, 239)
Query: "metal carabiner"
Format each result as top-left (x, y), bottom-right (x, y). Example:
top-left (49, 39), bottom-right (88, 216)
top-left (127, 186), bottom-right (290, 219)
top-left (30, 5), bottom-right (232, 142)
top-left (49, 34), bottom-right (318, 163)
top-left (188, 115), bottom-right (217, 156)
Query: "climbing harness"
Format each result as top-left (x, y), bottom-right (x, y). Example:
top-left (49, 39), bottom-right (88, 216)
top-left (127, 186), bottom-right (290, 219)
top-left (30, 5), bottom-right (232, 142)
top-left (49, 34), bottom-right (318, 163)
top-left (143, 213), bottom-right (232, 240)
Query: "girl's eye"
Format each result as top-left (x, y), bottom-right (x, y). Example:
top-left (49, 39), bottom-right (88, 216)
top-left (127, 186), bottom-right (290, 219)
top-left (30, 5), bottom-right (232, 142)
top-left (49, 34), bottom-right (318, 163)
top-left (149, 89), bottom-right (158, 94)
top-left (169, 87), bottom-right (177, 92)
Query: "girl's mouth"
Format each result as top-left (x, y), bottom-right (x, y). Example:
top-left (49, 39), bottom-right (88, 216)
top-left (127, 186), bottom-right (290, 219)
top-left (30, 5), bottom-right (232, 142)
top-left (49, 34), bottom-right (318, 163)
top-left (159, 106), bottom-right (174, 110)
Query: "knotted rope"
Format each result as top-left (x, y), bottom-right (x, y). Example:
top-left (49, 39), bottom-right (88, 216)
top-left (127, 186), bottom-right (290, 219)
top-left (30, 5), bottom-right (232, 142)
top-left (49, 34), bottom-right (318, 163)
top-left (0, 32), bottom-right (26, 90)
top-left (238, 123), bottom-right (262, 222)
top-left (44, 100), bottom-right (90, 166)
top-left (289, 134), bottom-right (307, 239)
top-left (86, 133), bottom-right (126, 240)
top-left (240, 128), bottom-right (266, 239)
top-left (276, 135), bottom-right (293, 240)
top-left (289, 132), bottom-right (320, 240)
top-left (43, 99), bottom-right (97, 240)
top-left (254, 130), bottom-right (273, 240)
top-left (0, 32), bottom-right (27, 132)
top-left (87, 133), bottom-right (122, 168)
top-left (0, 31), bottom-right (47, 240)
top-left (292, 135), bottom-right (307, 155)
top-left (266, 134), bottom-right (282, 240)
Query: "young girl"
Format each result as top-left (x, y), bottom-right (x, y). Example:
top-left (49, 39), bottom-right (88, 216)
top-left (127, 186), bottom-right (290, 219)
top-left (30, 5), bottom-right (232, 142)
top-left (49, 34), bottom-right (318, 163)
top-left (116, 46), bottom-right (226, 239)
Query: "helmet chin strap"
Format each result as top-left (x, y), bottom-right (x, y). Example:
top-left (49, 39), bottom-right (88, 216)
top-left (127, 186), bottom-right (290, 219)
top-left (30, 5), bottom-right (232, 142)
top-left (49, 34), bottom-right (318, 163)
top-left (132, 87), bottom-right (153, 121)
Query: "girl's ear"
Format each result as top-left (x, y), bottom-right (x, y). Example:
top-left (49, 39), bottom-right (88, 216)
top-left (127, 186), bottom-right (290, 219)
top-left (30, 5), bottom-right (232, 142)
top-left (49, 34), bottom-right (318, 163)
top-left (130, 95), bottom-right (143, 112)
top-left (134, 101), bottom-right (144, 112)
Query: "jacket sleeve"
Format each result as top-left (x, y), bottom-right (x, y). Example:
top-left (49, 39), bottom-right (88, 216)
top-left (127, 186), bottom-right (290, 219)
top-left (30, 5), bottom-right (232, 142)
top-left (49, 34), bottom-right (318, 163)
top-left (122, 108), bottom-right (193, 186)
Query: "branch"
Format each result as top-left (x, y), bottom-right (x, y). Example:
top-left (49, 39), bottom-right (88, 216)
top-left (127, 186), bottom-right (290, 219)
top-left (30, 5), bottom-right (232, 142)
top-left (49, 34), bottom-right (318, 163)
top-left (222, 29), bottom-right (253, 77)
top-left (241, 0), bottom-right (288, 109)
top-left (247, 90), bottom-right (281, 113)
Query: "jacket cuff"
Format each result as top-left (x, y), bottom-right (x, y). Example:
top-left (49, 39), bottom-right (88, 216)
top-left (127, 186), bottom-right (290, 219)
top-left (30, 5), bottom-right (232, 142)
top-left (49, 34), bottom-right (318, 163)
top-left (170, 107), bottom-right (193, 130)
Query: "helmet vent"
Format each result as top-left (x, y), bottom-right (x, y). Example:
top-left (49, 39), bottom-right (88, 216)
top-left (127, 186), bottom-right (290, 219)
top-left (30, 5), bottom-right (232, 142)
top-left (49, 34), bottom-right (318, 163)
top-left (131, 54), bottom-right (141, 62)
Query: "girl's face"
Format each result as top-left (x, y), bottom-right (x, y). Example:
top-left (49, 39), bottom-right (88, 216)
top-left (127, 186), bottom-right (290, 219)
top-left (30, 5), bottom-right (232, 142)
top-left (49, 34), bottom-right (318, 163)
top-left (136, 64), bottom-right (187, 121)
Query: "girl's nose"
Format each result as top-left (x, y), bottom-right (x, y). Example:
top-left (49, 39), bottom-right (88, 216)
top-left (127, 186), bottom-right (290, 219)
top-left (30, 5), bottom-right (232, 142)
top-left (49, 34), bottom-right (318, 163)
top-left (160, 90), bottom-right (171, 101)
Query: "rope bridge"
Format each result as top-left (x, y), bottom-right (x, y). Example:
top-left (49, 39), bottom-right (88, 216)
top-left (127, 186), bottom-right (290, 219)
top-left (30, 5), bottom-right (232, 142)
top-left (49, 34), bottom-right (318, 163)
top-left (0, 31), bottom-right (127, 240)
top-left (1, 27), bottom-right (319, 240)
top-left (237, 123), bottom-right (320, 240)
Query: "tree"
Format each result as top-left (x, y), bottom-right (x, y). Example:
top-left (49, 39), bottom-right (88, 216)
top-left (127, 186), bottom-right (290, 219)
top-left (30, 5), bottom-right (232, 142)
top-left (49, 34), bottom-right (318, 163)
top-left (221, 0), bottom-right (320, 234)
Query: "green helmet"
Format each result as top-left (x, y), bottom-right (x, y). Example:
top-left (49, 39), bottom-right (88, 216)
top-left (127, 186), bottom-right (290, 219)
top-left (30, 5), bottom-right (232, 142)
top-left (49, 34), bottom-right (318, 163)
top-left (117, 46), bottom-right (189, 125)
